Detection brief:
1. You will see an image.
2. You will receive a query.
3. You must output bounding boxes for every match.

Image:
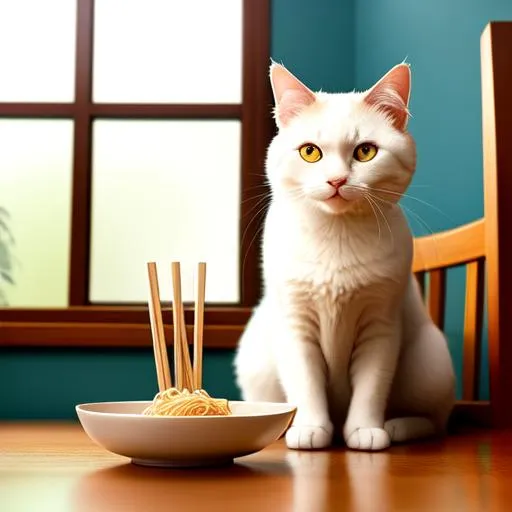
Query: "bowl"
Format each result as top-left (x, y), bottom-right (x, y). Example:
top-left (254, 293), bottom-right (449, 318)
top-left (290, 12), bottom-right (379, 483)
top-left (76, 400), bottom-right (296, 468)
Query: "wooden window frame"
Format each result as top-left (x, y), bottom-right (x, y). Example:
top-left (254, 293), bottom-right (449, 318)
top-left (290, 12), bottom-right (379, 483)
top-left (0, 0), bottom-right (273, 349)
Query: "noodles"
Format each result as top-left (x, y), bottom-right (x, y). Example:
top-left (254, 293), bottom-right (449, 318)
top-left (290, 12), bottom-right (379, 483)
top-left (142, 387), bottom-right (232, 417)
top-left (144, 262), bottom-right (231, 418)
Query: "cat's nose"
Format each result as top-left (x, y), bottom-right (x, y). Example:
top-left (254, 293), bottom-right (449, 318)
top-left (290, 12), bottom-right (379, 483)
top-left (327, 177), bottom-right (347, 189)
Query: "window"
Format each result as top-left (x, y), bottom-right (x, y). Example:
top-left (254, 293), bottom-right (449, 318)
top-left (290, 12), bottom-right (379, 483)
top-left (0, 0), bottom-right (272, 348)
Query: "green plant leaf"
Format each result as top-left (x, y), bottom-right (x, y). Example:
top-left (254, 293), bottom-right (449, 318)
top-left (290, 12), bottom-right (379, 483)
top-left (0, 270), bottom-right (13, 284)
top-left (0, 218), bottom-right (14, 243)
top-left (0, 241), bottom-right (11, 271)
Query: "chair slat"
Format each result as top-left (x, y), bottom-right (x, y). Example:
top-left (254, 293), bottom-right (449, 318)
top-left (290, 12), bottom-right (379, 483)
top-left (413, 219), bottom-right (485, 272)
top-left (428, 269), bottom-right (446, 330)
top-left (462, 259), bottom-right (485, 401)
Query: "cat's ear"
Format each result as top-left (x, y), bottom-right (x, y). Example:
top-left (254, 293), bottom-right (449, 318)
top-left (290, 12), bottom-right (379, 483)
top-left (270, 62), bottom-right (316, 128)
top-left (364, 63), bottom-right (411, 131)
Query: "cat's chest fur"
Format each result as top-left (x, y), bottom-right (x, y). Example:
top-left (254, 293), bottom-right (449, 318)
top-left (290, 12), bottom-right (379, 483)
top-left (261, 201), bottom-right (412, 418)
top-left (263, 201), bottom-right (412, 306)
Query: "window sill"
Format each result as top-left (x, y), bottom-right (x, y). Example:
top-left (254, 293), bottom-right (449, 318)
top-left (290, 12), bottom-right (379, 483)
top-left (0, 306), bottom-right (252, 349)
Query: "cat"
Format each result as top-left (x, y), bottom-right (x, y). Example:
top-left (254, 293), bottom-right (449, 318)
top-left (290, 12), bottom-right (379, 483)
top-left (234, 61), bottom-right (456, 451)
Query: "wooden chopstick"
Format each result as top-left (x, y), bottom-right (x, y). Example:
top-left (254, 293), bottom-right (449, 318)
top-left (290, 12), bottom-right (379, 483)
top-left (193, 262), bottom-right (206, 390)
top-left (179, 311), bottom-right (194, 390)
top-left (147, 262), bottom-right (172, 391)
top-left (147, 261), bottom-right (206, 393)
top-left (176, 270), bottom-right (194, 390)
top-left (171, 262), bottom-right (184, 390)
top-left (171, 262), bottom-right (194, 390)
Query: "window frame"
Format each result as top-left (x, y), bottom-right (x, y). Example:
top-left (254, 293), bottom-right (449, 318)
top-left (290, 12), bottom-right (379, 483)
top-left (0, 0), bottom-right (273, 349)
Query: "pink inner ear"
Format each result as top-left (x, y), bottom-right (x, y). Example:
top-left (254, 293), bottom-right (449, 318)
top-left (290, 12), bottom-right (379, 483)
top-left (278, 89), bottom-right (316, 126)
top-left (364, 64), bottom-right (411, 131)
top-left (270, 63), bottom-right (316, 127)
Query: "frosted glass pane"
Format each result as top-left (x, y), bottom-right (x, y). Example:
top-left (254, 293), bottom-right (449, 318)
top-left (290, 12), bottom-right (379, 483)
top-left (0, 1), bottom-right (76, 102)
top-left (0, 120), bottom-right (74, 307)
top-left (90, 120), bottom-right (241, 304)
top-left (93, 0), bottom-right (242, 103)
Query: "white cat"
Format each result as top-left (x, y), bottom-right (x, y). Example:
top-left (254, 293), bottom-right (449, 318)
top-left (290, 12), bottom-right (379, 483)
top-left (234, 62), bottom-right (456, 451)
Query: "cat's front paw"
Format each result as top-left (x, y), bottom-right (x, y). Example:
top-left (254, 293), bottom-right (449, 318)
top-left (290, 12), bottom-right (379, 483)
top-left (286, 423), bottom-right (333, 450)
top-left (345, 427), bottom-right (390, 451)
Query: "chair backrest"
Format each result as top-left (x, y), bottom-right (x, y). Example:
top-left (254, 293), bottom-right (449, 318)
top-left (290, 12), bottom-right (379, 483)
top-left (413, 219), bottom-right (485, 403)
top-left (412, 22), bottom-right (512, 428)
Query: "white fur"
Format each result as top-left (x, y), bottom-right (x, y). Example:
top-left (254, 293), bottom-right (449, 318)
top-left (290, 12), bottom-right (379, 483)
top-left (234, 63), bottom-right (456, 451)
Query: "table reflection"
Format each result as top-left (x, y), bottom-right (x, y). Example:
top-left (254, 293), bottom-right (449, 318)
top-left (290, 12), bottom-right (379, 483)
top-left (73, 436), bottom-right (503, 512)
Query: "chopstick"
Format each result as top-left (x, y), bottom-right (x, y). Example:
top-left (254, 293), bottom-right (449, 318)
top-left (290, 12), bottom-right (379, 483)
top-left (171, 262), bottom-right (194, 390)
top-left (171, 262), bottom-right (184, 389)
top-left (146, 262), bottom-right (172, 392)
top-left (178, 289), bottom-right (194, 391)
top-left (147, 261), bottom-right (207, 393)
top-left (193, 262), bottom-right (206, 390)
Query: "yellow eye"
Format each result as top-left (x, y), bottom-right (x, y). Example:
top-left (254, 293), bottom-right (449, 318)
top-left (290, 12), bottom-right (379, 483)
top-left (354, 143), bottom-right (378, 162)
top-left (299, 143), bottom-right (322, 163)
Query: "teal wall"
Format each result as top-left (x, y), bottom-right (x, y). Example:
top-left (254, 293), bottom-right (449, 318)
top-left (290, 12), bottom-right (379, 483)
top-left (0, 349), bottom-right (237, 419)
top-left (271, 0), bottom-right (354, 91)
top-left (2, 0), bottom-right (510, 419)
top-left (354, 0), bottom-right (512, 400)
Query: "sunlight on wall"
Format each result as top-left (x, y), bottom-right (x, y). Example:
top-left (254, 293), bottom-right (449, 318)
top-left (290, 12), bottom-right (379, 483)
top-left (0, 120), bottom-right (73, 307)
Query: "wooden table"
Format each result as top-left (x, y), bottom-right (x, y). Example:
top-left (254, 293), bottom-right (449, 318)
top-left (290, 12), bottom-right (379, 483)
top-left (2, 423), bottom-right (512, 511)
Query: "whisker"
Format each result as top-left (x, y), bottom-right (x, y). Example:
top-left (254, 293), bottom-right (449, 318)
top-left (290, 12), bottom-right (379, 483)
top-left (377, 196), bottom-right (441, 266)
top-left (241, 218), bottom-right (267, 296)
top-left (400, 203), bottom-right (436, 237)
top-left (244, 181), bottom-right (271, 189)
top-left (400, 203), bottom-right (441, 267)
top-left (362, 191), bottom-right (395, 247)
top-left (363, 189), bottom-right (430, 235)
top-left (359, 185), bottom-right (403, 199)
top-left (363, 195), bottom-right (382, 243)
top-left (362, 185), bottom-right (455, 224)
top-left (242, 191), bottom-right (270, 204)
top-left (242, 195), bottom-right (272, 223)
top-left (364, 190), bottom-right (440, 266)
top-left (246, 191), bottom-right (271, 202)
top-left (367, 193), bottom-right (393, 247)
top-left (240, 198), bottom-right (271, 249)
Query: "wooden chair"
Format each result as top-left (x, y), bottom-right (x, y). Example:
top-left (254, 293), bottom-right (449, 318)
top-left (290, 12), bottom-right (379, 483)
top-left (411, 22), bottom-right (512, 428)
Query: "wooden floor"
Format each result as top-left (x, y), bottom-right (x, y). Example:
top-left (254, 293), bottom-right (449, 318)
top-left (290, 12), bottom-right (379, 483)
top-left (1, 423), bottom-right (512, 511)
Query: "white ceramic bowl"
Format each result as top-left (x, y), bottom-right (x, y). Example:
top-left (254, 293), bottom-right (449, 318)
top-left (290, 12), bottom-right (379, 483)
top-left (76, 400), bottom-right (296, 468)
